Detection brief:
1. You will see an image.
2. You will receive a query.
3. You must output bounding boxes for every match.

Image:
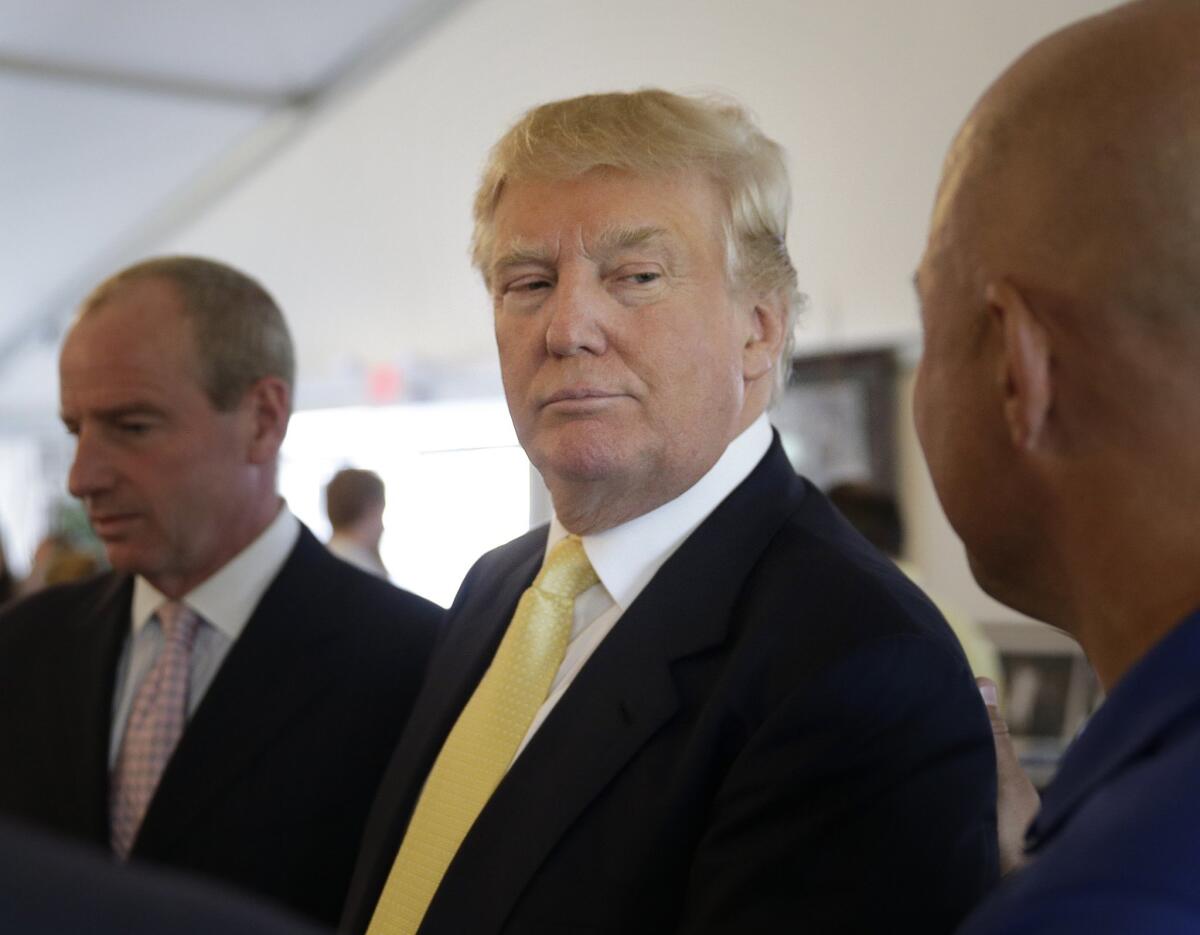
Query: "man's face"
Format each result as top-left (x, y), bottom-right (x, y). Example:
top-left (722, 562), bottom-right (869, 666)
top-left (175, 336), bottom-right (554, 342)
top-left (489, 168), bottom-right (760, 528)
top-left (59, 277), bottom-right (258, 595)
top-left (913, 195), bottom-right (1035, 603)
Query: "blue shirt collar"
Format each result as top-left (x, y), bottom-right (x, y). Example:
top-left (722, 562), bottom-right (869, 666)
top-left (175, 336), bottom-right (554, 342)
top-left (1028, 608), bottom-right (1200, 850)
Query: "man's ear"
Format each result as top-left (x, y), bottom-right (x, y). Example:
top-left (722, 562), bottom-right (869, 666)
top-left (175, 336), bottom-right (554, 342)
top-left (987, 280), bottom-right (1051, 451)
top-left (243, 376), bottom-right (291, 464)
top-left (742, 293), bottom-right (788, 383)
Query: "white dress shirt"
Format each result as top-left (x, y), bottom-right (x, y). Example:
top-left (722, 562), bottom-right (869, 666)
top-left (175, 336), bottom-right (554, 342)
top-left (108, 505), bottom-right (301, 767)
top-left (513, 415), bottom-right (772, 761)
top-left (327, 533), bottom-right (388, 579)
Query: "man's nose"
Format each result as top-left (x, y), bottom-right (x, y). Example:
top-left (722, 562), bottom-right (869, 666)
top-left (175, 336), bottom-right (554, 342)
top-left (544, 272), bottom-right (609, 358)
top-left (67, 427), bottom-right (114, 500)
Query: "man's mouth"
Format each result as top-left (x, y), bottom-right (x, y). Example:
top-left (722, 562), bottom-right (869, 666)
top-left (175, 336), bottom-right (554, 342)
top-left (543, 387), bottom-right (620, 406)
top-left (89, 513), bottom-right (139, 537)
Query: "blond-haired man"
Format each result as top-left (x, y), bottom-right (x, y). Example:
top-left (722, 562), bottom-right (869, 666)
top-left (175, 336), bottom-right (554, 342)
top-left (343, 91), bottom-right (996, 934)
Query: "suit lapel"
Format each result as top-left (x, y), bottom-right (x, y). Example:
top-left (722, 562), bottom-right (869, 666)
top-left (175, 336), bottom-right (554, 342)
top-left (423, 437), bottom-right (804, 932)
top-left (344, 533), bottom-right (544, 927)
top-left (133, 529), bottom-right (342, 856)
top-left (56, 575), bottom-right (131, 842)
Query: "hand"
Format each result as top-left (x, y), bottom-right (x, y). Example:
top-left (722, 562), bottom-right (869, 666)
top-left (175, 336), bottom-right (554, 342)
top-left (978, 676), bottom-right (1040, 875)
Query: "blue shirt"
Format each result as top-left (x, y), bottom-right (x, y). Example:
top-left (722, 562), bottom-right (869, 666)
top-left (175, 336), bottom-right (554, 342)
top-left (960, 609), bottom-right (1200, 933)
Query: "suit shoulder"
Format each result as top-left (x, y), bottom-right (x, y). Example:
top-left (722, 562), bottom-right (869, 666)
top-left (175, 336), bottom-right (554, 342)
top-left (721, 484), bottom-right (973, 691)
top-left (0, 573), bottom-right (124, 649)
top-left (287, 532), bottom-right (442, 625)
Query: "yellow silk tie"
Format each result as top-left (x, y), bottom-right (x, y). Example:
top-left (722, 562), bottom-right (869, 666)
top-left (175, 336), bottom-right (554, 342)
top-left (366, 535), bottom-right (598, 935)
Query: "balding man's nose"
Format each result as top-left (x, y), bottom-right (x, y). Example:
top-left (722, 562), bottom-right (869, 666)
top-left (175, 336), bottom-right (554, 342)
top-left (67, 427), bottom-right (115, 500)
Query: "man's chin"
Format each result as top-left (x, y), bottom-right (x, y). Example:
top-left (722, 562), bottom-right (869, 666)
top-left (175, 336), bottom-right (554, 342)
top-left (967, 550), bottom-right (1038, 620)
top-left (530, 422), bottom-right (635, 480)
top-left (98, 545), bottom-right (150, 578)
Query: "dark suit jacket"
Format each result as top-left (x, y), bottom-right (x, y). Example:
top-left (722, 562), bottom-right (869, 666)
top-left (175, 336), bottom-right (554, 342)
top-left (0, 819), bottom-right (326, 935)
top-left (342, 438), bottom-right (998, 934)
top-left (0, 526), bottom-right (441, 927)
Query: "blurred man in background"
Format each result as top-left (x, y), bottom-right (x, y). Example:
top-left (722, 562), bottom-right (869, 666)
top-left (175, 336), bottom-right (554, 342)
top-left (326, 467), bottom-right (389, 579)
top-left (914, 1), bottom-right (1200, 929)
top-left (0, 256), bottom-right (440, 926)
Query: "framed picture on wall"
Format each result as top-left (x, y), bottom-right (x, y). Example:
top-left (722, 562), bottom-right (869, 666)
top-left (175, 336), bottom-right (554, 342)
top-left (775, 347), bottom-right (898, 491)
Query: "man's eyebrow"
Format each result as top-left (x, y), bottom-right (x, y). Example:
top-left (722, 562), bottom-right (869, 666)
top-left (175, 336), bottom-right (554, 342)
top-left (490, 239), bottom-right (556, 280)
top-left (61, 403), bottom-right (165, 424)
top-left (589, 225), bottom-right (673, 256)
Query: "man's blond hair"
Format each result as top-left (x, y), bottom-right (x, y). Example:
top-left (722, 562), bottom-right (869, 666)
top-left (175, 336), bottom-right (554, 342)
top-left (472, 89), bottom-right (803, 387)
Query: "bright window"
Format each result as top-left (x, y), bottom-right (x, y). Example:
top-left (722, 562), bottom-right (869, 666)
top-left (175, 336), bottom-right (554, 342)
top-left (280, 398), bottom-right (531, 608)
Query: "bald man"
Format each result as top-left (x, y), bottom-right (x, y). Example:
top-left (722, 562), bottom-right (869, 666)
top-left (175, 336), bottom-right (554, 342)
top-left (913, 1), bottom-right (1200, 931)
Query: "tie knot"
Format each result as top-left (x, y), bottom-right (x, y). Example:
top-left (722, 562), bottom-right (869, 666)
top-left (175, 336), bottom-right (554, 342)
top-left (156, 601), bottom-right (201, 650)
top-left (535, 535), bottom-right (598, 600)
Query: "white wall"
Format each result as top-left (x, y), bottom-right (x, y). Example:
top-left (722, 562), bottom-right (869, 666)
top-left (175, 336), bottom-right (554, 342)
top-left (153, 0), bottom-right (1121, 392)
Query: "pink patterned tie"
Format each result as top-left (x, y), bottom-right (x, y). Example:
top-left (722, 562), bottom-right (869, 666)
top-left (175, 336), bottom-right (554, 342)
top-left (109, 601), bottom-right (201, 859)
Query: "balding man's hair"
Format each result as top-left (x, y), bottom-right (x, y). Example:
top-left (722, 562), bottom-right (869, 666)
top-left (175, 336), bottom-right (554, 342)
top-left (80, 256), bottom-right (295, 411)
top-left (472, 89), bottom-right (804, 390)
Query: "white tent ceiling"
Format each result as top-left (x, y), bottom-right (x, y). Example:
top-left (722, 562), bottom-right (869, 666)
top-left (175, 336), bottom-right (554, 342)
top-left (0, 0), bottom-right (1119, 435)
top-left (0, 0), bottom-right (471, 430)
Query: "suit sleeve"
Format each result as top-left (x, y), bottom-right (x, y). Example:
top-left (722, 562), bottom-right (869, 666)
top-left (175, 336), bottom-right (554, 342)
top-left (678, 635), bottom-right (998, 934)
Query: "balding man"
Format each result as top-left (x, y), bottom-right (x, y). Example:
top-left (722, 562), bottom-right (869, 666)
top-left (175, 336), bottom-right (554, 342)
top-left (342, 90), bottom-right (996, 935)
top-left (0, 257), bottom-right (440, 926)
top-left (913, 1), bottom-right (1200, 930)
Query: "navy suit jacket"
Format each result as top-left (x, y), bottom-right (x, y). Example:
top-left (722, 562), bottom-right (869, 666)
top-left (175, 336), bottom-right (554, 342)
top-left (960, 609), bottom-right (1200, 934)
top-left (0, 819), bottom-right (326, 935)
top-left (343, 437), bottom-right (997, 934)
top-left (0, 526), bottom-right (441, 926)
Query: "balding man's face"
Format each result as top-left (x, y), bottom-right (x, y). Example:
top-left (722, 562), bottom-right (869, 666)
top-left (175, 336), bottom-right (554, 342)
top-left (59, 279), bottom-right (263, 596)
top-left (914, 174), bottom-right (1050, 606)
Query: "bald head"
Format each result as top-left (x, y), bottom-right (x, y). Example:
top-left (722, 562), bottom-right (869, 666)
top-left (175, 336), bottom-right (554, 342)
top-left (932, 0), bottom-right (1200, 336)
top-left (915, 0), bottom-right (1200, 682)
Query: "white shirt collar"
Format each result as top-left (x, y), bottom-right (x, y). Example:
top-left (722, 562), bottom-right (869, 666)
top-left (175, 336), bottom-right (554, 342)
top-left (546, 414), bottom-right (772, 611)
top-left (131, 504), bottom-right (301, 639)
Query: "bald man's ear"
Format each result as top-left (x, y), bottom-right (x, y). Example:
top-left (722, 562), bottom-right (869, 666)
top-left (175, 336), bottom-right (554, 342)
top-left (243, 376), bottom-right (291, 464)
top-left (988, 280), bottom-right (1051, 451)
top-left (742, 293), bottom-right (788, 383)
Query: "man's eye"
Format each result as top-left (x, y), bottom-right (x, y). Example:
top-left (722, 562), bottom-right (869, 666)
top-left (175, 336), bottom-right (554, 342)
top-left (626, 271), bottom-right (660, 285)
top-left (118, 421), bottom-right (152, 435)
top-left (511, 278), bottom-right (552, 293)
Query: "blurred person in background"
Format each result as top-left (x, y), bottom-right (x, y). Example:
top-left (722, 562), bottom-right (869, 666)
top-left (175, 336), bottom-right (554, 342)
top-left (22, 532), bottom-right (102, 594)
top-left (325, 467), bottom-right (389, 579)
top-left (0, 256), bottom-right (440, 927)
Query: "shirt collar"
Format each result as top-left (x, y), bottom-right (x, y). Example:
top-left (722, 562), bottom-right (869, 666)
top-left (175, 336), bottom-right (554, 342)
top-left (547, 414), bottom-right (772, 611)
top-left (131, 504), bottom-right (301, 640)
top-left (1028, 607), bottom-right (1200, 849)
